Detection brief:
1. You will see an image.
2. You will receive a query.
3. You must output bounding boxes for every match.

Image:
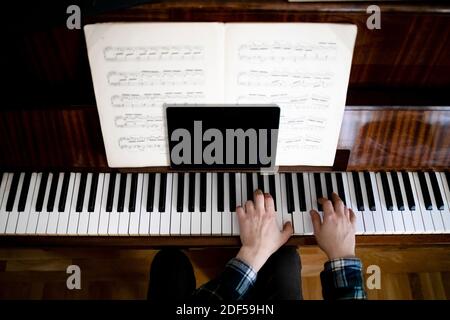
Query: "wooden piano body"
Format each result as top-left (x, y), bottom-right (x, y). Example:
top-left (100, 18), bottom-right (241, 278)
top-left (0, 0), bottom-right (449, 247)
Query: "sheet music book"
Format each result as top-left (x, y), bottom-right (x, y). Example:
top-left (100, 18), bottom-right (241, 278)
top-left (84, 22), bottom-right (357, 167)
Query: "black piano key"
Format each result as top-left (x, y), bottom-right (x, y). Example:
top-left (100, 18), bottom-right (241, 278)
top-left (229, 173), bottom-right (236, 211)
top-left (351, 172), bottom-right (365, 211)
top-left (390, 172), bottom-right (404, 211)
top-left (88, 173), bottom-right (99, 212)
top-left (401, 171), bottom-right (416, 211)
top-left (285, 173), bottom-right (294, 213)
top-left (158, 173), bottom-right (167, 212)
top-left (246, 173), bottom-right (253, 201)
top-left (58, 173), bottom-right (70, 212)
top-left (380, 171), bottom-right (394, 211)
top-left (417, 171), bottom-right (432, 210)
top-left (336, 173), bottom-right (346, 206)
top-left (146, 173), bottom-right (155, 212)
top-left (117, 173), bottom-right (127, 213)
top-left (36, 173), bottom-right (49, 212)
top-left (257, 173), bottom-right (264, 193)
top-left (200, 173), bottom-right (207, 212)
top-left (128, 173), bottom-right (138, 212)
top-left (268, 174), bottom-right (277, 211)
top-left (76, 173), bottom-right (88, 213)
top-left (46, 172), bottom-right (59, 212)
top-left (363, 172), bottom-right (376, 211)
top-left (296, 173), bottom-right (306, 212)
top-left (177, 174), bottom-right (184, 212)
top-left (18, 172), bottom-right (32, 212)
top-left (106, 173), bottom-right (116, 213)
top-left (188, 173), bottom-right (196, 212)
top-left (313, 173), bottom-right (323, 211)
top-left (217, 172), bottom-right (224, 212)
top-left (6, 173), bottom-right (20, 212)
top-left (445, 172), bottom-right (450, 191)
top-left (325, 173), bottom-right (333, 201)
top-left (429, 172), bottom-right (444, 210)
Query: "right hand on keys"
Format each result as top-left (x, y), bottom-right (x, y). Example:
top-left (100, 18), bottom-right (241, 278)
top-left (310, 192), bottom-right (357, 260)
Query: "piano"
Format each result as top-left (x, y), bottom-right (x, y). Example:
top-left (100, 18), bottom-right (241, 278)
top-left (1, 0), bottom-right (449, 247)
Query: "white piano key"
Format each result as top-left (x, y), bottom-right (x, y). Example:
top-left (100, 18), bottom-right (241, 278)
top-left (232, 173), bottom-right (241, 235)
top-left (16, 173), bottom-right (38, 234)
top-left (56, 173), bottom-right (76, 235)
top-left (77, 173), bottom-right (93, 235)
top-left (302, 173), bottom-right (314, 235)
top-left (149, 173), bottom-right (161, 235)
top-left (375, 173), bottom-right (395, 234)
top-left (36, 173), bottom-right (54, 235)
top-left (201, 173), bottom-right (212, 235)
top-left (211, 173), bottom-right (221, 235)
top-left (368, 172), bottom-right (386, 234)
top-left (108, 173), bottom-right (122, 235)
top-left (394, 172), bottom-right (415, 233)
top-left (291, 173), bottom-right (304, 235)
top-left (346, 172), bottom-right (365, 234)
top-left (118, 173), bottom-right (132, 235)
top-left (128, 174), bottom-right (143, 236)
top-left (46, 173), bottom-right (64, 234)
top-left (5, 173), bottom-right (25, 234)
top-left (159, 173), bottom-right (173, 235)
top-left (412, 172), bottom-right (434, 233)
top-left (98, 173), bottom-right (111, 235)
top-left (279, 173), bottom-right (292, 226)
top-left (170, 173), bottom-right (182, 236)
top-left (386, 172), bottom-right (405, 233)
top-left (403, 172), bottom-right (424, 233)
top-left (222, 173), bottom-right (232, 235)
top-left (180, 173), bottom-right (191, 235)
top-left (67, 173), bottom-right (82, 235)
top-left (25, 173), bottom-right (42, 234)
top-left (358, 172), bottom-right (376, 234)
top-left (0, 173), bottom-right (17, 233)
top-left (88, 173), bottom-right (105, 235)
top-left (424, 172), bottom-right (445, 233)
top-left (191, 172), bottom-right (201, 235)
top-left (441, 173), bottom-right (450, 208)
top-left (139, 173), bottom-right (151, 235)
top-left (436, 172), bottom-right (450, 232)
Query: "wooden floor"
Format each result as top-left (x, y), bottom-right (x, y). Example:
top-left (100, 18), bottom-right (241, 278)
top-left (0, 245), bottom-right (449, 299)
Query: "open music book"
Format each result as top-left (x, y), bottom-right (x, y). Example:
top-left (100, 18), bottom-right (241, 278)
top-left (84, 22), bottom-right (357, 168)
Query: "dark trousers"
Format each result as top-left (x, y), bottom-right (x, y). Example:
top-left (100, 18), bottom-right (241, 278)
top-left (147, 246), bottom-right (303, 301)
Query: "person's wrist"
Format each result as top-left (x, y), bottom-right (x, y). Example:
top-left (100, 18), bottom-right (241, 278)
top-left (236, 246), bottom-right (270, 272)
top-left (326, 250), bottom-right (355, 261)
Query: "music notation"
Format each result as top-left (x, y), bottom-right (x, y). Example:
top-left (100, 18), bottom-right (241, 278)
top-left (111, 92), bottom-right (205, 108)
top-left (115, 115), bottom-right (162, 128)
top-left (239, 41), bottom-right (337, 62)
top-left (236, 93), bottom-right (330, 110)
top-left (237, 70), bottom-right (333, 88)
top-left (104, 45), bottom-right (205, 61)
top-left (118, 136), bottom-right (165, 151)
top-left (107, 69), bottom-right (205, 86)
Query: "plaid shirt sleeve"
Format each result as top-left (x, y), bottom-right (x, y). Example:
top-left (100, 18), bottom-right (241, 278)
top-left (191, 257), bottom-right (257, 301)
top-left (320, 257), bottom-right (367, 300)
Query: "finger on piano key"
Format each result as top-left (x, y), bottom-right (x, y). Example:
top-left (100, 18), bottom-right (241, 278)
top-left (232, 173), bottom-right (241, 235)
top-left (257, 173), bottom-right (264, 193)
top-left (180, 172), bottom-right (191, 235)
top-left (159, 173), bottom-right (173, 235)
top-left (412, 172), bottom-right (435, 233)
top-left (36, 173), bottom-right (55, 235)
top-left (45, 173), bottom-right (64, 235)
top-left (222, 173), bottom-right (232, 235)
top-left (386, 172), bottom-right (405, 233)
top-left (301, 173), bottom-right (314, 235)
top-left (211, 173), bottom-right (221, 235)
top-left (424, 172), bottom-right (445, 233)
top-left (77, 173), bottom-right (93, 235)
top-left (170, 173), bottom-right (182, 235)
top-left (148, 173), bottom-right (162, 236)
top-left (358, 172), bottom-right (376, 234)
top-left (280, 173), bottom-right (292, 227)
top-left (87, 173), bottom-right (105, 235)
top-left (392, 172), bottom-right (415, 233)
top-left (5, 173), bottom-right (26, 234)
top-left (291, 172), bottom-right (304, 235)
top-left (399, 172), bottom-right (423, 233)
top-left (108, 173), bottom-right (122, 235)
top-left (436, 172), bottom-right (450, 233)
top-left (346, 172), bottom-right (365, 234)
top-left (200, 173), bottom-right (212, 235)
top-left (367, 172), bottom-right (386, 234)
top-left (191, 172), bottom-right (202, 235)
top-left (117, 173), bottom-right (131, 235)
top-left (56, 172), bottom-right (76, 235)
top-left (128, 173), bottom-right (143, 236)
top-left (324, 173), bottom-right (333, 202)
top-left (16, 173), bottom-right (37, 234)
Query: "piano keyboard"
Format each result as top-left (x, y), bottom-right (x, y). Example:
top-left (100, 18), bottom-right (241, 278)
top-left (0, 171), bottom-right (449, 236)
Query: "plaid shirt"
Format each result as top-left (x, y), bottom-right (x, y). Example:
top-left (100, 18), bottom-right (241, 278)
top-left (192, 257), bottom-right (366, 300)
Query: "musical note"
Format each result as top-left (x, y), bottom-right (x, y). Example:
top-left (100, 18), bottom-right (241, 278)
top-left (237, 70), bottom-right (333, 88)
top-left (107, 69), bottom-right (205, 86)
top-left (118, 136), bottom-right (166, 152)
top-left (104, 45), bottom-right (204, 61)
top-left (114, 114), bottom-right (162, 128)
top-left (111, 91), bottom-right (205, 108)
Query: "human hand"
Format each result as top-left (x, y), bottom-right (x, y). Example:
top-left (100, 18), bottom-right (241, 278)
top-left (310, 192), bottom-right (356, 260)
top-left (236, 190), bottom-right (293, 272)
